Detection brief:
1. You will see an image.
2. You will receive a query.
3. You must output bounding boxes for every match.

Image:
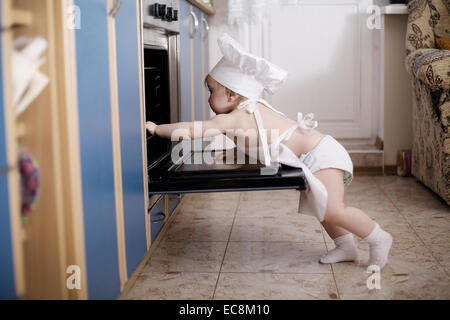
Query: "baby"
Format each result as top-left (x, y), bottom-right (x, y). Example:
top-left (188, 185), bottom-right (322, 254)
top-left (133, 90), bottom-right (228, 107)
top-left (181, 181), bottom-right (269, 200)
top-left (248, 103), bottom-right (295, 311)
top-left (146, 33), bottom-right (392, 269)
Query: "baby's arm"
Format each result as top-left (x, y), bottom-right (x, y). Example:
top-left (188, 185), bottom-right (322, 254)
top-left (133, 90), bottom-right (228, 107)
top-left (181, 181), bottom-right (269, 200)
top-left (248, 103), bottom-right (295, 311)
top-left (146, 113), bottom-right (238, 141)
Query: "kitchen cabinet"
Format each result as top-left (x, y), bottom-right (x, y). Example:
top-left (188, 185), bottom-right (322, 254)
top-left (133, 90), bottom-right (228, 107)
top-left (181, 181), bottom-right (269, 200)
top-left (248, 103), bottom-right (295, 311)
top-left (0, 0), bottom-right (194, 300)
top-left (0, 175), bottom-right (15, 300)
top-left (179, 0), bottom-right (210, 123)
top-left (179, 0), bottom-right (211, 164)
top-left (0, 12), bottom-right (16, 297)
top-left (74, 0), bottom-right (150, 299)
top-left (167, 194), bottom-right (182, 217)
top-left (74, 0), bottom-right (121, 300)
top-left (2, 0), bottom-right (151, 300)
top-left (0, 0), bottom-right (82, 300)
top-left (179, 0), bottom-right (193, 122)
top-left (149, 196), bottom-right (166, 244)
top-left (113, 0), bottom-right (147, 282)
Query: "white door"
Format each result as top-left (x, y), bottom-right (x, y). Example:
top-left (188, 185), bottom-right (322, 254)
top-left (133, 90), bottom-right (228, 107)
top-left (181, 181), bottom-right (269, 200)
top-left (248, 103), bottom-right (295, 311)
top-left (267, 0), bottom-right (376, 143)
top-left (209, 0), bottom-right (379, 146)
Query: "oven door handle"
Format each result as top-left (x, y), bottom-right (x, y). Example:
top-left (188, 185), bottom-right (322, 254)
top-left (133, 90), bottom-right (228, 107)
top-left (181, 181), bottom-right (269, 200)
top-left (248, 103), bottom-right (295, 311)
top-left (202, 17), bottom-right (209, 41)
top-left (190, 10), bottom-right (199, 38)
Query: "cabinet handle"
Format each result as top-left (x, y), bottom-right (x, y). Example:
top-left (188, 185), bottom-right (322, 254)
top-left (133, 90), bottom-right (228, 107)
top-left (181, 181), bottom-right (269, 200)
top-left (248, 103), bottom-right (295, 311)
top-left (190, 10), bottom-right (199, 38)
top-left (152, 212), bottom-right (166, 224)
top-left (109, 0), bottom-right (122, 18)
top-left (202, 17), bottom-right (209, 41)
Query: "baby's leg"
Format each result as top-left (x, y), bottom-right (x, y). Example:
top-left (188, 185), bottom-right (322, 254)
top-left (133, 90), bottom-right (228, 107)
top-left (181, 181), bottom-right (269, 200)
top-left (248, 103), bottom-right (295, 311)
top-left (319, 222), bottom-right (358, 264)
top-left (319, 181), bottom-right (358, 264)
top-left (313, 168), bottom-right (392, 269)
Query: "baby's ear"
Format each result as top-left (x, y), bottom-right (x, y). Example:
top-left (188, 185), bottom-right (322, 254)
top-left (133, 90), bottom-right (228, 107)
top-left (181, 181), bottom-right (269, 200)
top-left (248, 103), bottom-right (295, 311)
top-left (227, 90), bottom-right (240, 102)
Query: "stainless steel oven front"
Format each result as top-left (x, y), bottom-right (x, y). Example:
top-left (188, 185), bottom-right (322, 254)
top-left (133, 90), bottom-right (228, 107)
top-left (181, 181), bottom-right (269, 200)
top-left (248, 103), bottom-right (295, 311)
top-left (141, 0), bottom-right (181, 208)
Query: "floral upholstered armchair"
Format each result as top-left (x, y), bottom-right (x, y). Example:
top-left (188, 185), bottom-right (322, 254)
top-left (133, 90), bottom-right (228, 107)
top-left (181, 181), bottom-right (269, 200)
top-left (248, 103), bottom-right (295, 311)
top-left (405, 0), bottom-right (450, 205)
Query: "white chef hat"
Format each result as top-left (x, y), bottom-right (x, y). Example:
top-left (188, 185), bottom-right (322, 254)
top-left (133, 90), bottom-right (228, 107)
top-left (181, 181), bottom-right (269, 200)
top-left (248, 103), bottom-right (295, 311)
top-left (209, 33), bottom-right (288, 99)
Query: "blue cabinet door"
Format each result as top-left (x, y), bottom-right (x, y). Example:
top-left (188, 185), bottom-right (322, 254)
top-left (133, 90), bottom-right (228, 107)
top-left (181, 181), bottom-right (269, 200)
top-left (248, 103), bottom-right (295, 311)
top-left (179, 0), bottom-right (192, 122)
top-left (203, 14), bottom-right (210, 120)
top-left (74, 0), bottom-right (120, 300)
top-left (0, 175), bottom-right (15, 300)
top-left (114, 0), bottom-right (147, 279)
top-left (192, 6), bottom-right (203, 122)
top-left (0, 6), bottom-right (16, 297)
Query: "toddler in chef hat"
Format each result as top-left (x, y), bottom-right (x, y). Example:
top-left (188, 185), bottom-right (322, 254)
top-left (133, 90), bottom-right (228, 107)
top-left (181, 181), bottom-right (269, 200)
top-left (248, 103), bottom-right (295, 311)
top-left (147, 33), bottom-right (393, 269)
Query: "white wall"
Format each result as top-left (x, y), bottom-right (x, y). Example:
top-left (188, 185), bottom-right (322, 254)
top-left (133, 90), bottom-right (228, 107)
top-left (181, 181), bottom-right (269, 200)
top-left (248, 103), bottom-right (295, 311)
top-left (383, 14), bottom-right (412, 165)
top-left (208, 0), bottom-right (383, 146)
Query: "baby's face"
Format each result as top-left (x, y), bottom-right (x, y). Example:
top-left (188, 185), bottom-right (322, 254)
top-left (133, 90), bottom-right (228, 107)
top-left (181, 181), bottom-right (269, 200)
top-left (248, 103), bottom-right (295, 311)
top-left (206, 76), bottom-right (234, 114)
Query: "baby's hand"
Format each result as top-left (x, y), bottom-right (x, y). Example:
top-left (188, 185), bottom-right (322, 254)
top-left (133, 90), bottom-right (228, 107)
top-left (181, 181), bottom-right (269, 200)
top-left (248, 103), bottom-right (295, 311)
top-left (146, 121), bottom-right (158, 135)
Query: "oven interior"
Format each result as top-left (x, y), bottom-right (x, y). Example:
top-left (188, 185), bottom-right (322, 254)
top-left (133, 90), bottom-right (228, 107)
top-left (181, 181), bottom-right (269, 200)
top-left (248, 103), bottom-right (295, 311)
top-left (144, 47), bottom-right (173, 169)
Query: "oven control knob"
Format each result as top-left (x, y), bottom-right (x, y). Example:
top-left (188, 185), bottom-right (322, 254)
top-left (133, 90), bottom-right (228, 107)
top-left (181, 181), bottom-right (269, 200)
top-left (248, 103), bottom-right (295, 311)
top-left (159, 4), bottom-right (167, 20)
top-left (149, 3), bottom-right (161, 18)
top-left (166, 7), bottom-right (173, 22)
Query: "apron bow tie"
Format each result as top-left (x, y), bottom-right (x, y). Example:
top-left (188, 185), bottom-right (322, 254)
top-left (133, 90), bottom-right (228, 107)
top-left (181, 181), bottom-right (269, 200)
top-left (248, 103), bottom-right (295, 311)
top-left (297, 112), bottom-right (318, 130)
top-left (238, 99), bottom-right (258, 113)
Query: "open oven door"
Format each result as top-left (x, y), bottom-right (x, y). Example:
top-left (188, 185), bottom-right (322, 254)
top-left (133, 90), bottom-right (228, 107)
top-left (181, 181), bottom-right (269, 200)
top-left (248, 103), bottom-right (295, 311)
top-left (148, 147), bottom-right (307, 195)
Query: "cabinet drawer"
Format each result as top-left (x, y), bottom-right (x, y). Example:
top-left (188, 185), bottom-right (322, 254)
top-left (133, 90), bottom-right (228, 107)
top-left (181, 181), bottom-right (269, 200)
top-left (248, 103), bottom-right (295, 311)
top-left (168, 193), bottom-right (181, 217)
top-left (149, 195), bottom-right (166, 244)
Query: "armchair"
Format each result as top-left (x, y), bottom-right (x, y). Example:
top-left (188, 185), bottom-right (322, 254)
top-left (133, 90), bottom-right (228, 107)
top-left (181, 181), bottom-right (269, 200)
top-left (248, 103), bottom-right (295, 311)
top-left (405, 0), bottom-right (450, 205)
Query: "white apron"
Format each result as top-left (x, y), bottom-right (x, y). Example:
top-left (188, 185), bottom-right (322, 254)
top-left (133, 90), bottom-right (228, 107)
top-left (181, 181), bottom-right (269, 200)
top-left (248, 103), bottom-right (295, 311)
top-left (237, 99), bottom-right (353, 222)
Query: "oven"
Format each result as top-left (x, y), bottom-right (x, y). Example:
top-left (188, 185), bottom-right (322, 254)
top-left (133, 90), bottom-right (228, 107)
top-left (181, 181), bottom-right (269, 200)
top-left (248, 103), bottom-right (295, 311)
top-left (141, 0), bottom-right (307, 206)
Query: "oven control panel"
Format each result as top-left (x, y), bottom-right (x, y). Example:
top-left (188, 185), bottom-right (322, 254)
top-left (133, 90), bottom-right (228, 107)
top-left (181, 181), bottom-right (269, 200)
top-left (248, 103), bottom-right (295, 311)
top-left (143, 0), bottom-right (179, 33)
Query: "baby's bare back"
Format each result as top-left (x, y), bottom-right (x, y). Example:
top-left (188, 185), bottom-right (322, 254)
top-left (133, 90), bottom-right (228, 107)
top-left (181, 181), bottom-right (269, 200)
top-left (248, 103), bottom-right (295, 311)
top-left (229, 102), bottom-right (326, 157)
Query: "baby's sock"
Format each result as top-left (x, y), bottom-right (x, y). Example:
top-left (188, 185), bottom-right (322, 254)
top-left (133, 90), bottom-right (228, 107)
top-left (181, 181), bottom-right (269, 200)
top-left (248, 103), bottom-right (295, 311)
top-left (364, 223), bottom-right (393, 269)
top-left (319, 233), bottom-right (358, 264)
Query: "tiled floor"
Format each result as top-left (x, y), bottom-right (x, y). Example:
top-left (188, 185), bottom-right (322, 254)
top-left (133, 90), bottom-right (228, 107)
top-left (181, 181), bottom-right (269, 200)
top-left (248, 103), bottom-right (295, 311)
top-left (125, 176), bottom-right (450, 300)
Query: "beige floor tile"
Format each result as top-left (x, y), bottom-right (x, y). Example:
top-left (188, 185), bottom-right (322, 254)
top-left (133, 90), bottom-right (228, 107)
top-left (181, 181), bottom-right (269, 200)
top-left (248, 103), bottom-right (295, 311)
top-left (427, 242), bottom-right (450, 276)
top-left (143, 241), bottom-right (227, 273)
top-left (236, 196), bottom-right (299, 218)
top-left (350, 176), bottom-right (386, 186)
top-left (125, 272), bottom-right (218, 300)
top-left (345, 197), bottom-right (399, 216)
top-left (221, 242), bottom-right (331, 274)
top-left (399, 207), bottom-right (450, 221)
top-left (214, 273), bottom-right (339, 300)
top-left (131, 176), bottom-right (449, 300)
top-left (403, 213), bottom-right (450, 245)
top-left (178, 200), bottom-right (238, 219)
top-left (378, 176), bottom-right (423, 192)
top-left (164, 217), bottom-right (234, 242)
top-left (240, 189), bottom-right (298, 201)
top-left (345, 187), bottom-right (386, 203)
top-left (229, 216), bottom-right (323, 242)
top-left (186, 192), bottom-right (241, 202)
top-left (334, 269), bottom-right (450, 300)
top-left (384, 183), bottom-right (449, 212)
top-left (372, 215), bottom-right (422, 243)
